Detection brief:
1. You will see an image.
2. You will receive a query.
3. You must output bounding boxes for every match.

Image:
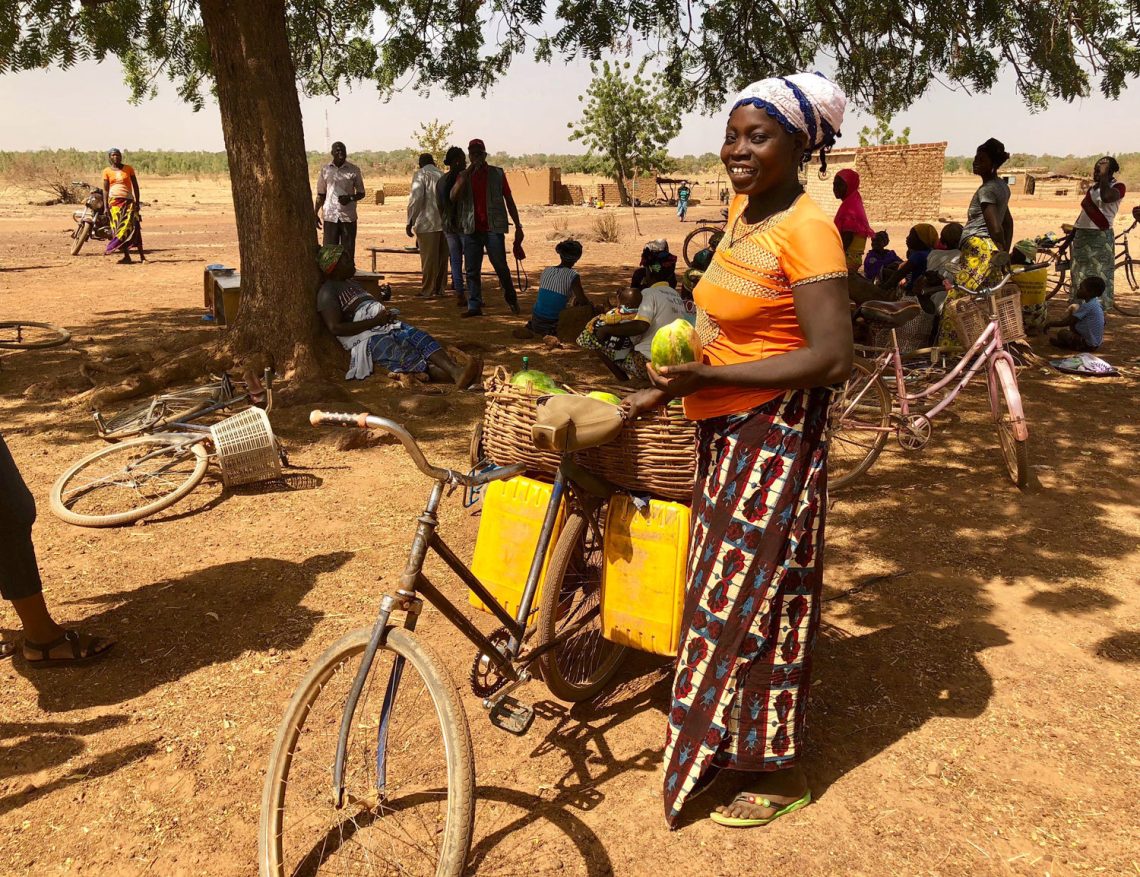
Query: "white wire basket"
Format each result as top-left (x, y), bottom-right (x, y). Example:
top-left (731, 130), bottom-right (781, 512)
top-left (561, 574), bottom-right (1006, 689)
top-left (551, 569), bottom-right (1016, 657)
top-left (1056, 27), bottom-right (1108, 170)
top-left (210, 407), bottom-right (281, 487)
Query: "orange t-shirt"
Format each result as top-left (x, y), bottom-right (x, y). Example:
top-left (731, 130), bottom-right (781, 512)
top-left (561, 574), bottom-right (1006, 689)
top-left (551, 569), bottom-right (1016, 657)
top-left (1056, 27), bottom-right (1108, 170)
top-left (102, 165), bottom-right (137, 200)
top-left (683, 193), bottom-right (847, 421)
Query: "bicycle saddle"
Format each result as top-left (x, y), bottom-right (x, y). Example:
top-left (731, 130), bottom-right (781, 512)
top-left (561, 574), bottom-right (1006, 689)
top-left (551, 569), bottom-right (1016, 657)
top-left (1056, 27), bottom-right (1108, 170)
top-left (857, 299), bottom-right (922, 327)
top-left (532, 395), bottom-right (624, 452)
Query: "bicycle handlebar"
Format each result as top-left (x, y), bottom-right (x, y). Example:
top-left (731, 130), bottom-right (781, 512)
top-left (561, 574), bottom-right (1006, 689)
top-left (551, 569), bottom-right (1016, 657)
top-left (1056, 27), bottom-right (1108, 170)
top-left (309, 410), bottom-right (526, 487)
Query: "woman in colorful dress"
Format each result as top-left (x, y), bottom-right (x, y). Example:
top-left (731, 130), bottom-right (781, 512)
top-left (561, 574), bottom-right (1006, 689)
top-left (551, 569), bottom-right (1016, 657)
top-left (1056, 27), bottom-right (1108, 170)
top-left (624, 72), bottom-right (853, 829)
top-left (1070, 156), bottom-right (1125, 312)
top-left (101, 148), bottom-right (145, 264)
top-left (832, 168), bottom-right (874, 272)
top-left (937, 138), bottom-right (1012, 346)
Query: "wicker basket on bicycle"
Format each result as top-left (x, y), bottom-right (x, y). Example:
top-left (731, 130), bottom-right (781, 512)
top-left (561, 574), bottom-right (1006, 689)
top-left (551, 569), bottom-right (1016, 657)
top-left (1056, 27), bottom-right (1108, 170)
top-left (481, 367), bottom-right (697, 501)
top-left (947, 286), bottom-right (1026, 347)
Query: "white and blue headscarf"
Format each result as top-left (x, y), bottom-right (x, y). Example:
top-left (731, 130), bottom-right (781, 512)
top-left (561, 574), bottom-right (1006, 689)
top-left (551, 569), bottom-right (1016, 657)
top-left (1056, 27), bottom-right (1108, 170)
top-left (731, 73), bottom-right (847, 170)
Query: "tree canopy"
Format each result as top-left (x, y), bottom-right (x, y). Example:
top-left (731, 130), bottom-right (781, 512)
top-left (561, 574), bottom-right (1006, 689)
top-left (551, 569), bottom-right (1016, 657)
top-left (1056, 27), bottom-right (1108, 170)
top-left (568, 60), bottom-right (680, 203)
top-left (4, 0), bottom-right (1137, 119)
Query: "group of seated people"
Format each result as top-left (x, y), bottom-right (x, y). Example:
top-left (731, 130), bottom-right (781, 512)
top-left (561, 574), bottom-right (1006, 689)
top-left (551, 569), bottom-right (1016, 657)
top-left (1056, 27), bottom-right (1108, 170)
top-left (516, 237), bottom-right (698, 382)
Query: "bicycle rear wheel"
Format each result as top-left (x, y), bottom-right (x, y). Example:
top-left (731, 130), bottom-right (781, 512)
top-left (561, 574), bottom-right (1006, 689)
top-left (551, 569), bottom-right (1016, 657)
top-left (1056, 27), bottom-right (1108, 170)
top-left (96, 385), bottom-right (225, 441)
top-left (827, 356), bottom-right (892, 490)
top-left (535, 510), bottom-right (627, 702)
top-left (0, 321), bottom-right (71, 350)
top-left (50, 435), bottom-right (208, 527)
top-left (990, 358), bottom-right (1029, 488)
top-left (260, 627), bottom-right (474, 877)
top-left (682, 225), bottom-right (722, 267)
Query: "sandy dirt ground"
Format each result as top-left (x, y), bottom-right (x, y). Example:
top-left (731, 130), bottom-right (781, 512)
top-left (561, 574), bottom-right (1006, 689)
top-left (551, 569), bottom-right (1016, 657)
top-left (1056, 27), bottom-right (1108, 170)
top-left (1, 175), bottom-right (1139, 877)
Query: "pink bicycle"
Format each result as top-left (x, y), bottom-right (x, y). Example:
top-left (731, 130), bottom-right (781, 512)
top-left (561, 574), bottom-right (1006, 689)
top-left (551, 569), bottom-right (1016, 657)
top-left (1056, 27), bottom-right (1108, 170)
top-left (828, 280), bottom-right (1030, 489)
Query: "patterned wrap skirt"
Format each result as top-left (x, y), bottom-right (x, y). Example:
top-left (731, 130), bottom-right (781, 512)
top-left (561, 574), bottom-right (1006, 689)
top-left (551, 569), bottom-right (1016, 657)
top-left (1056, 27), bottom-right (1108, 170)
top-left (661, 387), bottom-right (830, 826)
top-left (365, 323), bottom-right (441, 375)
top-left (937, 235), bottom-right (1004, 347)
top-left (105, 197), bottom-right (142, 254)
top-left (1071, 227), bottom-right (1115, 311)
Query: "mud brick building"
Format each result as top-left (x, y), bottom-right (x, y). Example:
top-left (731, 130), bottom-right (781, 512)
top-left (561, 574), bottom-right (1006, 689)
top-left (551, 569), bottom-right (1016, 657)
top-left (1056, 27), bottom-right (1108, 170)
top-left (802, 141), bottom-right (947, 224)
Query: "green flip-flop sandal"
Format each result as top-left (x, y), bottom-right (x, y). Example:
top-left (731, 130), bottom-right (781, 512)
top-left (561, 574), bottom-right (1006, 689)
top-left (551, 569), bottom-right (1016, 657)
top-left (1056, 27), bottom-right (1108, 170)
top-left (709, 789), bottom-right (811, 828)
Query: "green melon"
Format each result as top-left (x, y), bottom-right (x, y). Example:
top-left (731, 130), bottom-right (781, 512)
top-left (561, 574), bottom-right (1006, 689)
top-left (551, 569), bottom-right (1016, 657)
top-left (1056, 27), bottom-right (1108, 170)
top-left (650, 318), bottom-right (702, 368)
top-left (511, 369), bottom-right (557, 392)
top-left (586, 391), bottom-right (622, 405)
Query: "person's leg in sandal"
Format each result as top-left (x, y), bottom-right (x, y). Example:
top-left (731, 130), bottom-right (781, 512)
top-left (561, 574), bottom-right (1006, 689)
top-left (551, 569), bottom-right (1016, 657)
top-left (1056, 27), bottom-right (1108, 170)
top-left (710, 765), bottom-right (811, 827)
top-left (1, 434), bottom-right (115, 669)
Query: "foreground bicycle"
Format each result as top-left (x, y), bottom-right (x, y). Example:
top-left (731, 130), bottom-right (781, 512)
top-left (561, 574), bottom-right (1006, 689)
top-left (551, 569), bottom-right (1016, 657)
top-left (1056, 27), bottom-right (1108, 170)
top-left (260, 401), bottom-right (631, 877)
top-left (829, 280), bottom-right (1030, 489)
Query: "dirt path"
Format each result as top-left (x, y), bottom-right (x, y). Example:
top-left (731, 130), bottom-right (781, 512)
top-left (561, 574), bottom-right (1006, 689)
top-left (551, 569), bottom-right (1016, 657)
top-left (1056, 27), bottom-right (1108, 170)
top-left (1, 179), bottom-right (1138, 876)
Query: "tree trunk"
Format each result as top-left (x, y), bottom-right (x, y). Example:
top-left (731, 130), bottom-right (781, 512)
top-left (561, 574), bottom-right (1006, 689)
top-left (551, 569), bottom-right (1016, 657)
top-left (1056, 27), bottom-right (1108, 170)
top-left (614, 175), bottom-right (631, 207)
top-left (197, 0), bottom-right (325, 379)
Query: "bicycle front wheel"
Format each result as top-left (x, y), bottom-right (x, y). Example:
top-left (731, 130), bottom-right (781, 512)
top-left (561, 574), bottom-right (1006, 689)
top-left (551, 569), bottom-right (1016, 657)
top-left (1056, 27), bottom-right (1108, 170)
top-left (827, 356), bottom-right (892, 490)
top-left (536, 511), bottom-right (627, 702)
top-left (50, 435), bottom-right (209, 527)
top-left (990, 358), bottom-right (1029, 488)
top-left (0, 321), bottom-right (71, 350)
top-left (260, 627), bottom-right (474, 877)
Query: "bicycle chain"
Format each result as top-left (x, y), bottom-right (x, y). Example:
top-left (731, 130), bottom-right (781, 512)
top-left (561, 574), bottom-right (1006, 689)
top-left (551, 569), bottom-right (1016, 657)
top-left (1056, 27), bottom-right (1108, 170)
top-left (469, 627), bottom-right (512, 699)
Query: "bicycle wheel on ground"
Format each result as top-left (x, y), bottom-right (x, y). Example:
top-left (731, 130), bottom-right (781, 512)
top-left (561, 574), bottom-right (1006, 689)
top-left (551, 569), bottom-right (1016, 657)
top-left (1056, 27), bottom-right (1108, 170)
top-left (682, 225), bottom-right (723, 267)
top-left (989, 358), bottom-right (1029, 489)
top-left (827, 356), bottom-right (892, 490)
top-left (260, 627), bottom-right (475, 877)
top-left (535, 510), bottom-right (627, 702)
top-left (0, 321), bottom-right (71, 350)
top-left (50, 435), bottom-right (209, 527)
top-left (96, 386), bottom-right (224, 441)
top-left (468, 420), bottom-right (485, 469)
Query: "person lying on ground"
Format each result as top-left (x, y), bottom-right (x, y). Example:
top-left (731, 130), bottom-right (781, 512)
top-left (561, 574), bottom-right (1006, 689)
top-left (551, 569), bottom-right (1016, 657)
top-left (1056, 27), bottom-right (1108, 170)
top-left (1046, 276), bottom-right (1106, 352)
top-left (514, 239), bottom-right (591, 338)
top-left (863, 230), bottom-right (901, 282)
top-left (316, 245), bottom-right (482, 387)
top-left (926, 222), bottom-right (963, 280)
top-left (1, 434), bottom-right (115, 668)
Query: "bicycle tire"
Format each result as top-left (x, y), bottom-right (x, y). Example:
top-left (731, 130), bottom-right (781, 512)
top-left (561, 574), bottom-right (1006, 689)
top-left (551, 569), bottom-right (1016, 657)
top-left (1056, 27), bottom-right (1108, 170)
top-left (71, 221), bottom-right (92, 256)
top-left (259, 627), bottom-right (475, 877)
top-left (535, 511), bottom-right (627, 702)
top-left (827, 356), bottom-right (892, 490)
top-left (682, 225), bottom-right (723, 267)
top-left (990, 358), bottom-right (1029, 489)
top-left (0, 321), bottom-right (71, 350)
top-left (50, 435), bottom-right (209, 527)
top-left (96, 390), bottom-right (221, 441)
top-left (468, 420), bottom-right (485, 469)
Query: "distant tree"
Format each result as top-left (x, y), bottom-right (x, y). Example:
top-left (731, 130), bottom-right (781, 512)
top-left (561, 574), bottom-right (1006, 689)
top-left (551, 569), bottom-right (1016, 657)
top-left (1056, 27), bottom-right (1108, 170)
top-left (858, 116), bottom-right (911, 147)
top-left (414, 119), bottom-right (454, 161)
top-left (944, 156), bottom-right (964, 173)
top-left (569, 61), bottom-right (680, 205)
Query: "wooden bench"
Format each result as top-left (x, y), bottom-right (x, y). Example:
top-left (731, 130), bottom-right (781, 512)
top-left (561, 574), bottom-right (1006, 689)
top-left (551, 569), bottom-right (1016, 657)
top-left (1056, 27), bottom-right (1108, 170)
top-left (365, 245), bottom-right (421, 274)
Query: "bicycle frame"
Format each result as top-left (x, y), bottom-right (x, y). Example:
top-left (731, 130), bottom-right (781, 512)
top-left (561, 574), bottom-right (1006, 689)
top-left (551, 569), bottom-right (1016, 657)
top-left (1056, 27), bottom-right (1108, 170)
top-left (848, 311), bottom-right (1028, 442)
top-left (326, 416), bottom-right (611, 808)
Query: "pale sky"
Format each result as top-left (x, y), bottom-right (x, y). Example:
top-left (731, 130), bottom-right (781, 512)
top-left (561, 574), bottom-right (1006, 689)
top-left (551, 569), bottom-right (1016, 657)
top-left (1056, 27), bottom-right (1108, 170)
top-left (1, 56), bottom-right (1135, 158)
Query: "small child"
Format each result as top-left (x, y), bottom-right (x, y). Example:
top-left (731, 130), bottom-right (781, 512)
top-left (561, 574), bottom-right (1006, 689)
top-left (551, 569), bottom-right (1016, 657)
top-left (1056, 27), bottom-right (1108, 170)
top-left (926, 222), bottom-right (963, 280)
top-left (1047, 276), bottom-right (1106, 351)
top-left (518, 239), bottom-right (589, 338)
top-left (576, 286), bottom-right (644, 372)
top-left (863, 231), bottom-right (901, 282)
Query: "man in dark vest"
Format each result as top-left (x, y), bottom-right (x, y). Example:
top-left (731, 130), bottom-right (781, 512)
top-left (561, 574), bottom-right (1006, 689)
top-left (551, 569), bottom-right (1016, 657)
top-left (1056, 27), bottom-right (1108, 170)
top-left (448, 138), bottom-right (525, 318)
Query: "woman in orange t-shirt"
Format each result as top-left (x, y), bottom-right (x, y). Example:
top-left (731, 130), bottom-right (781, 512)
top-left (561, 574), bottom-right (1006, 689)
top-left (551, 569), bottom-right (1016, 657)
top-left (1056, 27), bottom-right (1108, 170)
top-left (624, 73), bottom-right (853, 830)
top-left (101, 148), bottom-right (145, 264)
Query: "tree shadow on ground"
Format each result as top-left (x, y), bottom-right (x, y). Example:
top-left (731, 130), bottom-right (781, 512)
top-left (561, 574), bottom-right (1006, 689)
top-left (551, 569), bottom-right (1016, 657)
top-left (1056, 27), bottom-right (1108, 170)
top-left (13, 552), bottom-right (349, 712)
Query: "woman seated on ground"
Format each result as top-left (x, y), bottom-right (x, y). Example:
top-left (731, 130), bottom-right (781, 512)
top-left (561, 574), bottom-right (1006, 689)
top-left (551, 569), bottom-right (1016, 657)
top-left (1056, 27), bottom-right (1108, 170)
top-left (926, 222), bottom-right (963, 280)
top-left (516, 239), bottom-right (591, 338)
top-left (578, 260), bottom-right (695, 381)
top-left (576, 285), bottom-right (644, 376)
top-left (833, 169), bottom-right (875, 272)
top-left (631, 239), bottom-right (679, 290)
top-left (879, 223), bottom-right (939, 292)
top-left (316, 245), bottom-right (482, 387)
top-left (1009, 239), bottom-right (1050, 335)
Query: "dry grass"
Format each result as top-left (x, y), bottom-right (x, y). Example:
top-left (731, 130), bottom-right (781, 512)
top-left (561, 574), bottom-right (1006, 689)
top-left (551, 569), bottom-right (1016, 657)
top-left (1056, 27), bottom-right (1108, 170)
top-left (591, 212), bottom-right (621, 243)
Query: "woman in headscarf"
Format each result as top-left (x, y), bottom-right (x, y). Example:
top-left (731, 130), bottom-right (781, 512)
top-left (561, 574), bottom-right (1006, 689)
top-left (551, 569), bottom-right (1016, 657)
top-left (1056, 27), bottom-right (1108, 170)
top-left (1070, 156), bottom-right (1125, 311)
top-left (938, 138), bottom-right (1013, 346)
top-left (101, 148), bottom-right (145, 264)
top-left (624, 72), bottom-right (853, 829)
top-left (832, 168), bottom-right (875, 272)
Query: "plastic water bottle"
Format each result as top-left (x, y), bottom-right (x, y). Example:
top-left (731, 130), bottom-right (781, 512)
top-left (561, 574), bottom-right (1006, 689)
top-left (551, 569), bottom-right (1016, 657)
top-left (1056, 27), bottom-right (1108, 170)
top-left (521, 355), bottom-right (529, 372)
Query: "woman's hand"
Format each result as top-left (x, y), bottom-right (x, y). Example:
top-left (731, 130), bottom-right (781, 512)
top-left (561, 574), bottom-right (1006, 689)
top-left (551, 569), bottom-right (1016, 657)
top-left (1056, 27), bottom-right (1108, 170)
top-left (647, 362), bottom-right (712, 397)
top-left (621, 387), bottom-right (669, 419)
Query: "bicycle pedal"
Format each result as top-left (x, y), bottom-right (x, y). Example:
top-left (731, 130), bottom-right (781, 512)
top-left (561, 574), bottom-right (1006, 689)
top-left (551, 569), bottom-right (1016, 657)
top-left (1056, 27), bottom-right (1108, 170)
top-left (488, 696), bottom-right (534, 735)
